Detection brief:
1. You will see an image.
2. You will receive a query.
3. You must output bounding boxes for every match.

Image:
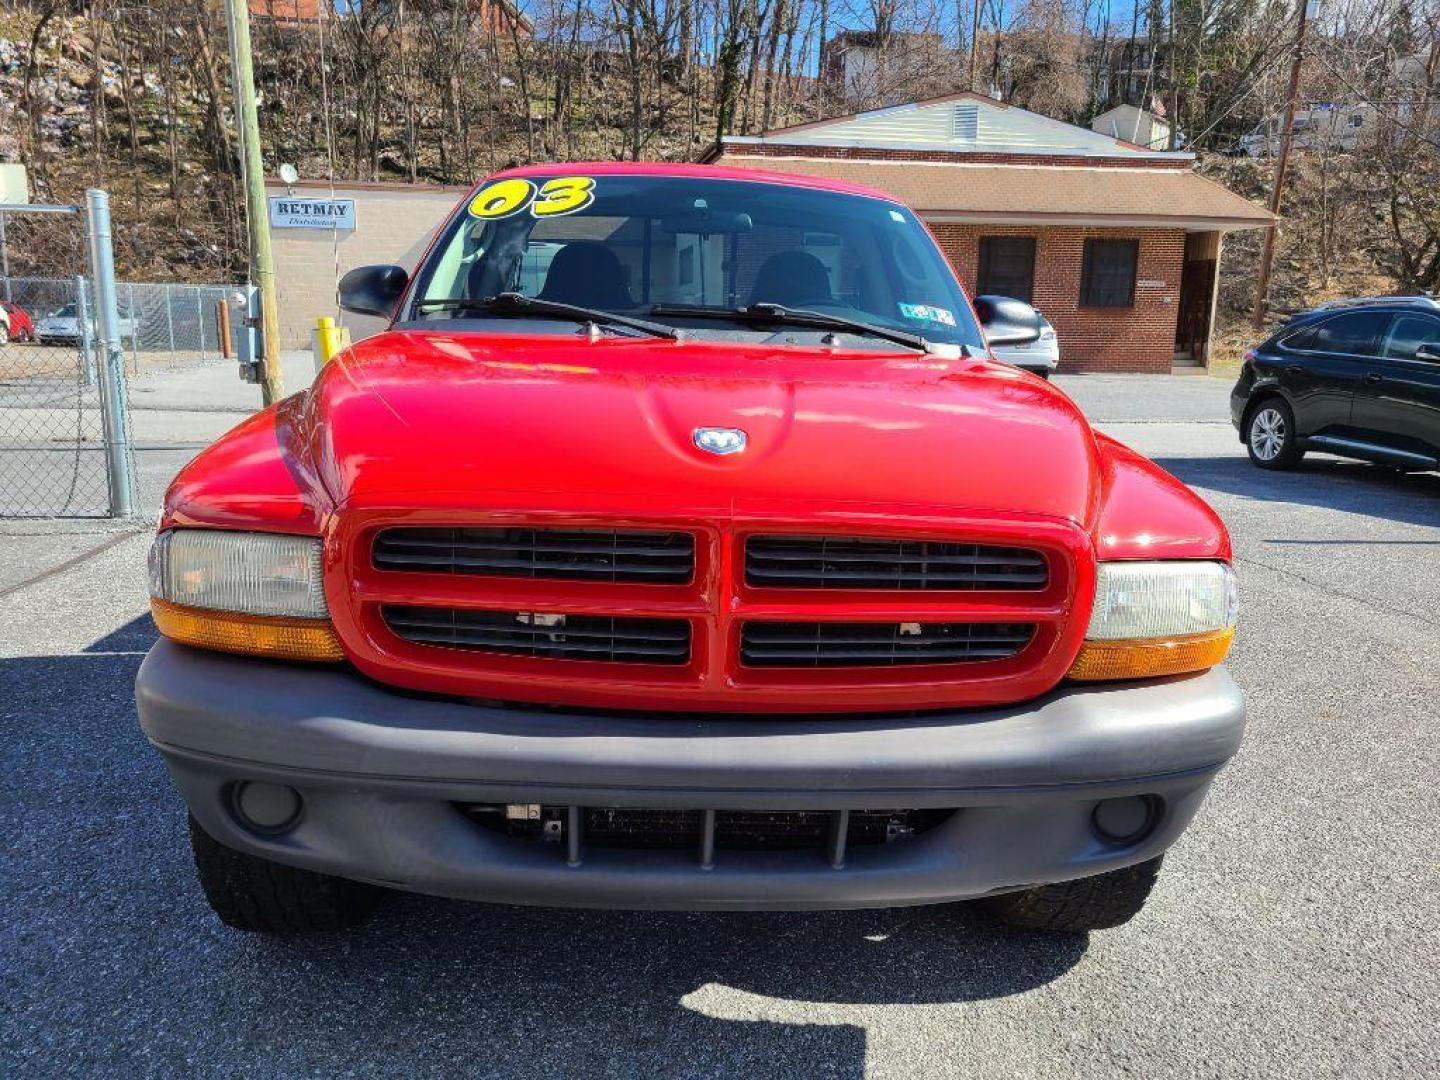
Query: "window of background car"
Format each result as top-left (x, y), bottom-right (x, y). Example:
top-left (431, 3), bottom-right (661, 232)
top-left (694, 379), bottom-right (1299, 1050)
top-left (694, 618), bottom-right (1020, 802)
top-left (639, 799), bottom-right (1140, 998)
top-left (1278, 325), bottom-right (1316, 351)
top-left (977, 236), bottom-right (1036, 303)
top-left (1309, 311), bottom-right (1391, 356)
top-left (1381, 315), bottom-right (1440, 361)
top-left (409, 175), bottom-right (987, 350)
top-left (1079, 238), bottom-right (1139, 308)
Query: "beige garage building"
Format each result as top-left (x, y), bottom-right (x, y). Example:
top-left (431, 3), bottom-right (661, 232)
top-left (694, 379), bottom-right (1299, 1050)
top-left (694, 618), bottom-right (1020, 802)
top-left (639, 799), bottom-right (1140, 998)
top-left (265, 178), bottom-right (468, 348)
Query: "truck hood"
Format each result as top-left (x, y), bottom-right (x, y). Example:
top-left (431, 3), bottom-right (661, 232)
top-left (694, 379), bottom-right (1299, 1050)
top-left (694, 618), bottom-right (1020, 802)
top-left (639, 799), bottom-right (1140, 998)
top-left (302, 329), bottom-right (1100, 525)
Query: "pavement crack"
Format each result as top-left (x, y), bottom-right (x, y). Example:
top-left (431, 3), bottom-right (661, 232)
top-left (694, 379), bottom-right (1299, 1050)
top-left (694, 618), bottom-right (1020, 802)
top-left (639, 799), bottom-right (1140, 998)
top-left (0, 530), bottom-right (146, 601)
top-left (1234, 551), bottom-right (1440, 629)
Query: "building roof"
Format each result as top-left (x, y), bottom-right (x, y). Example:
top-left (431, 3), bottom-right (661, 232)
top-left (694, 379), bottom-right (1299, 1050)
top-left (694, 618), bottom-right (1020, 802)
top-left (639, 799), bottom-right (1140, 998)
top-left (708, 153), bottom-right (1276, 230)
top-left (722, 92), bottom-right (1187, 160)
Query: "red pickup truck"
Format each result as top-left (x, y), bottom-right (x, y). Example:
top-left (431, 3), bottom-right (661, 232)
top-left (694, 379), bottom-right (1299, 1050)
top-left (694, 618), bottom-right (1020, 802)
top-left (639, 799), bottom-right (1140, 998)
top-left (137, 163), bottom-right (1242, 935)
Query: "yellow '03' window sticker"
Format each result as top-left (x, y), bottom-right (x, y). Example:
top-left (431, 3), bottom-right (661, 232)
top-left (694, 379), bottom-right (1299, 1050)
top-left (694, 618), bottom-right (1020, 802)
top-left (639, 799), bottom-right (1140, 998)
top-left (468, 176), bottom-right (596, 220)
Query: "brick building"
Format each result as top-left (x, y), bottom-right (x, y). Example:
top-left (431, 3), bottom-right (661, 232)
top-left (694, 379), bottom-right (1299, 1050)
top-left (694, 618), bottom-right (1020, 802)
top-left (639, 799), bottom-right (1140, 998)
top-left (702, 93), bottom-right (1275, 373)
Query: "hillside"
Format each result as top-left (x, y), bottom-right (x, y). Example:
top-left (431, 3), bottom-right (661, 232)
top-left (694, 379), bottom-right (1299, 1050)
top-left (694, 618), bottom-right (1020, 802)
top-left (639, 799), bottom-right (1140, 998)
top-left (0, 6), bottom-right (1427, 360)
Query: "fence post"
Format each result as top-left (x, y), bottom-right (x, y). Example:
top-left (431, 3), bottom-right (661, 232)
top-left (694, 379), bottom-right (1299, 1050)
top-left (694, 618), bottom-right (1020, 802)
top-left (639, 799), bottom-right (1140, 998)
top-left (84, 189), bottom-right (136, 519)
top-left (127, 283), bottom-right (139, 373)
top-left (165, 282), bottom-right (176, 352)
top-left (75, 275), bottom-right (96, 389)
top-left (197, 287), bottom-right (207, 361)
top-left (0, 211), bottom-right (11, 303)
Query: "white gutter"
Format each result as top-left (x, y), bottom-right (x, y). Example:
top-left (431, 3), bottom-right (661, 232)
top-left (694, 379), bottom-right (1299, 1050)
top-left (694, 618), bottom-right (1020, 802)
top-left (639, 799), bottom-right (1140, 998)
top-left (920, 211), bottom-right (1270, 231)
top-left (720, 135), bottom-right (1195, 162)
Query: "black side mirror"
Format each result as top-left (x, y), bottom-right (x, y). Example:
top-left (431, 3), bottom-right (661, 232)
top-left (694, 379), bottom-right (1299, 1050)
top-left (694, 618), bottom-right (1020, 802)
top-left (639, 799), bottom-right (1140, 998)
top-left (974, 294), bottom-right (1043, 348)
top-left (338, 264), bottom-right (409, 319)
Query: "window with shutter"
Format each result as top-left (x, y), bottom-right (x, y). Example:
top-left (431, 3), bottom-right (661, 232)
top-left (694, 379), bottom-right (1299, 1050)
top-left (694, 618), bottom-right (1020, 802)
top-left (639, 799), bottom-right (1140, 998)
top-left (1080, 238), bottom-right (1139, 308)
top-left (977, 237), bottom-right (1036, 303)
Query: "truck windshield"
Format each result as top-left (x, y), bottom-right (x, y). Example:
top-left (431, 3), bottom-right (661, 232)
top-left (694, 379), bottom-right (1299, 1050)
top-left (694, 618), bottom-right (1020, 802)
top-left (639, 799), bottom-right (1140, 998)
top-left (407, 173), bottom-right (985, 351)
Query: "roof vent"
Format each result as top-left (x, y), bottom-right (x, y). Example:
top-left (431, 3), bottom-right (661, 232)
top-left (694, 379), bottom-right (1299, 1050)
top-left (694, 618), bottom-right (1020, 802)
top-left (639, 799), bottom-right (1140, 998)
top-left (951, 103), bottom-right (980, 141)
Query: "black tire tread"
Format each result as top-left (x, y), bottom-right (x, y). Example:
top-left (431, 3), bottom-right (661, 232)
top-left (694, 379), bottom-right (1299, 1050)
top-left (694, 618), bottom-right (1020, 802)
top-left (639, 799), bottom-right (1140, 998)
top-left (188, 816), bottom-right (378, 933)
top-left (1245, 396), bottom-right (1305, 470)
top-left (982, 856), bottom-right (1163, 932)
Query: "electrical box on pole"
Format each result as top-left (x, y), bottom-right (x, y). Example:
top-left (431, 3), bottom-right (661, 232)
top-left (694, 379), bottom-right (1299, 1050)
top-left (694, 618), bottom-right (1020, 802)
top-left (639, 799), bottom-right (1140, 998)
top-left (232, 286), bottom-right (263, 384)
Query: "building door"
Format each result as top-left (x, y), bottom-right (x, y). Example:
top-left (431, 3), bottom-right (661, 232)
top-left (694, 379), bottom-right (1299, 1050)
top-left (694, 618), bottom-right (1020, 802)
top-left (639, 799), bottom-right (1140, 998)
top-left (1176, 231), bottom-right (1220, 363)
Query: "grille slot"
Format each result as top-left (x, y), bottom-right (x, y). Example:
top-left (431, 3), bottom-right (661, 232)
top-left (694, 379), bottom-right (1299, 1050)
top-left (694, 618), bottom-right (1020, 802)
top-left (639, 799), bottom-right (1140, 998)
top-left (746, 535), bottom-right (1047, 591)
top-left (374, 527), bottom-right (694, 584)
top-left (741, 621), bottom-right (1034, 668)
top-left (383, 606), bottom-right (691, 664)
top-left (462, 804), bottom-right (956, 863)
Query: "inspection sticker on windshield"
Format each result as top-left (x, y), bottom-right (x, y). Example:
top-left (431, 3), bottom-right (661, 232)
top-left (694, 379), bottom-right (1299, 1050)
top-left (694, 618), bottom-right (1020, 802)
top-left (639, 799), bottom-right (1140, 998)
top-left (898, 303), bottom-right (956, 327)
top-left (468, 176), bottom-right (596, 220)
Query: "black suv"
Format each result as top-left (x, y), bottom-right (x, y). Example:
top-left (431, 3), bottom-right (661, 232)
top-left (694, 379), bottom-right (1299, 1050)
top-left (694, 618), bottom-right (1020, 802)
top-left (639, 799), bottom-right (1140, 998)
top-left (1231, 296), bottom-right (1440, 471)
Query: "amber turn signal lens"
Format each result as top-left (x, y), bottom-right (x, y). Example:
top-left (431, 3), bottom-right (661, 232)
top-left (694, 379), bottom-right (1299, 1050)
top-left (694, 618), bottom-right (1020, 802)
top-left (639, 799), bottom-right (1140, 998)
top-left (151, 598), bottom-right (345, 662)
top-left (1066, 627), bottom-right (1234, 682)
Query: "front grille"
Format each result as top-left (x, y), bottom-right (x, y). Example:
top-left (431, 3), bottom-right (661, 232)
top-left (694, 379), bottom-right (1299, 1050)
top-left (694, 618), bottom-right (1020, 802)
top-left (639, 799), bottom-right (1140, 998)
top-left (741, 621), bottom-right (1034, 668)
top-left (746, 535), bottom-right (1048, 590)
top-left (461, 803), bottom-right (956, 866)
top-left (373, 527), bottom-right (694, 584)
top-left (383, 606), bottom-right (691, 664)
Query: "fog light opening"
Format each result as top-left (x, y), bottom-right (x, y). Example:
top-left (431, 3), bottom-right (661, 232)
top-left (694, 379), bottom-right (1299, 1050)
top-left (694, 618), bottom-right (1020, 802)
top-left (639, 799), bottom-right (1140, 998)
top-left (230, 781), bottom-right (304, 835)
top-left (1091, 795), bottom-right (1161, 847)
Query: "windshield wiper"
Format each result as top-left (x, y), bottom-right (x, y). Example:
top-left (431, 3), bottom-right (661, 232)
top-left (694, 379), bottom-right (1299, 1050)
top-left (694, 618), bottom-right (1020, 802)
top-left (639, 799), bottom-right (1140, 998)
top-left (649, 302), bottom-right (934, 354)
top-left (416, 292), bottom-right (678, 340)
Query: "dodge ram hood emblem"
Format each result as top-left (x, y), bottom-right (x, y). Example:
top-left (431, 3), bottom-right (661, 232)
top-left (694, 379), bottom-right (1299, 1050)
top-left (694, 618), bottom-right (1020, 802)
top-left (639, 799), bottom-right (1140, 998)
top-left (693, 427), bottom-right (747, 456)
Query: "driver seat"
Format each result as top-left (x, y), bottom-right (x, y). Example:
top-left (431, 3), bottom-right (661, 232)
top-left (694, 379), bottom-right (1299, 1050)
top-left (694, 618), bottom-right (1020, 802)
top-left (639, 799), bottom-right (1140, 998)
top-left (747, 251), bottom-right (833, 308)
top-left (539, 242), bottom-right (634, 309)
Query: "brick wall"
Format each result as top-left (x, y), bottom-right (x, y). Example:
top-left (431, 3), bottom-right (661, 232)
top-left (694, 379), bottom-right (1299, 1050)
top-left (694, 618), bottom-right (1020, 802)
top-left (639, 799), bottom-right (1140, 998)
top-left (266, 182), bottom-right (468, 348)
top-left (928, 223), bottom-right (1185, 373)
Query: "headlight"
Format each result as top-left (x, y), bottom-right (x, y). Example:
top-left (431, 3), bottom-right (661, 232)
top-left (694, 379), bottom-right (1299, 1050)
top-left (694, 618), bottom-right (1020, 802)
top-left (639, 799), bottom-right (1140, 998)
top-left (148, 530), bottom-right (343, 662)
top-left (1067, 561), bottom-right (1236, 681)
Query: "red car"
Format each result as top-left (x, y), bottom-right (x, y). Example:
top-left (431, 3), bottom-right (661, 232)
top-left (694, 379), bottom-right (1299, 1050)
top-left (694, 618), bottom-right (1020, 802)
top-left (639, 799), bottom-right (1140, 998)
top-left (137, 163), bottom-right (1243, 935)
top-left (0, 300), bottom-right (35, 343)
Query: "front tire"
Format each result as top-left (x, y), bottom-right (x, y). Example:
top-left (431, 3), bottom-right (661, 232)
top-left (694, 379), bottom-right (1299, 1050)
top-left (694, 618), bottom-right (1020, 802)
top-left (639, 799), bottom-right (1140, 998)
top-left (981, 856), bottom-right (1163, 932)
top-left (1245, 398), bottom-right (1304, 469)
top-left (188, 816), bottom-right (379, 932)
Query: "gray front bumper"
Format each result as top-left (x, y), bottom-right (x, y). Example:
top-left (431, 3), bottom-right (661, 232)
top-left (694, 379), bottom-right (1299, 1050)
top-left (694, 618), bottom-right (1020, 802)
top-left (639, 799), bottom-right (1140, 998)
top-left (137, 640), bottom-right (1245, 911)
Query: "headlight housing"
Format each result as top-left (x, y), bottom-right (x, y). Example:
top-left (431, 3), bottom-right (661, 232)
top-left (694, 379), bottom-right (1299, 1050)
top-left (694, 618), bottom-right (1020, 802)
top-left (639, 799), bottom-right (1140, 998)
top-left (148, 529), bottom-right (343, 661)
top-left (1068, 561), bottom-right (1236, 681)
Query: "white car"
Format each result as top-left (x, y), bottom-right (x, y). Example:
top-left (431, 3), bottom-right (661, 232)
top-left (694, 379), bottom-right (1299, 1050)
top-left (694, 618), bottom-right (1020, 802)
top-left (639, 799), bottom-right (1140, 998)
top-left (975, 295), bottom-right (1059, 377)
top-left (34, 304), bottom-right (139, 346)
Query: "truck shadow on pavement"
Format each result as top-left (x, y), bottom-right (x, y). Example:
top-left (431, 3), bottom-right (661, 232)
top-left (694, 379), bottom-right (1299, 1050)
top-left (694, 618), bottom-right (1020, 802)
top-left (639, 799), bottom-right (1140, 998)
top-left (4, 613), bottom-right (1089, 1078)
top-left (1153, 454), bottom-right (1440, 530)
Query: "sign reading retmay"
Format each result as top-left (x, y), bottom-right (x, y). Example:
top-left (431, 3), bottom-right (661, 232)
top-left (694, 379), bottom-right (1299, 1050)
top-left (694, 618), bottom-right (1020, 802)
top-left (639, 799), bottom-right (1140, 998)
top-left (268, 196), bottom-right (356, 230)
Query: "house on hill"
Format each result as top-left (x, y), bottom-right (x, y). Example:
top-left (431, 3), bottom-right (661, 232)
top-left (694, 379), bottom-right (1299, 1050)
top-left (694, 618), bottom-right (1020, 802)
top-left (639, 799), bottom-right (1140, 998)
top-left (1091, 105), bottom-right (1174, 151)
top-left (703, 92), bottom-right (1275, 373)
top-left (248, 0), bottom-right (532, 37)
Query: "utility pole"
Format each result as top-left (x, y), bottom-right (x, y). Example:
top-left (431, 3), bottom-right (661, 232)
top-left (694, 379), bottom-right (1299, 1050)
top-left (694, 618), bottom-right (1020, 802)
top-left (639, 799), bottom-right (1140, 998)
top-left (223, 0), bottom-right (284, 404)
top-left (1251, 0), bottom-right (1311, 330)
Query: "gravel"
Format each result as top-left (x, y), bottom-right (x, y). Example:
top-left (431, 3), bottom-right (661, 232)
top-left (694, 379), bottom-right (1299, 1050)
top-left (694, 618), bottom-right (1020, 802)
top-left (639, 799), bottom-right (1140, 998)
top-left (2, 374), bottom-right (1436, 1079)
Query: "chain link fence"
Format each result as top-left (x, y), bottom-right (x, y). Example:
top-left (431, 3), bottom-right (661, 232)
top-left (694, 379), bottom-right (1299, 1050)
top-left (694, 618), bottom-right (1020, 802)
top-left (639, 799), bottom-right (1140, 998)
top-left (0, 210), bottom-right (116, 517)
top-left (4, 276), bottom-right (240, 375)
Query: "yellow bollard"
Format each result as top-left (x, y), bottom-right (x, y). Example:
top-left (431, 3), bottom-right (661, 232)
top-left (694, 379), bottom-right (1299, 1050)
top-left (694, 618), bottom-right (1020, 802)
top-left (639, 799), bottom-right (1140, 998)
top-left (316, 316), bottom-right (343, 364)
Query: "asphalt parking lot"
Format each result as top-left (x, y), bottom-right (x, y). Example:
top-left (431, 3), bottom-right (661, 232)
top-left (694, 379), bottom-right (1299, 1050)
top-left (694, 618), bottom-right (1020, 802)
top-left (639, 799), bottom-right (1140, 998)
top-left (2, 371), bottom-right (1437, 1078)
